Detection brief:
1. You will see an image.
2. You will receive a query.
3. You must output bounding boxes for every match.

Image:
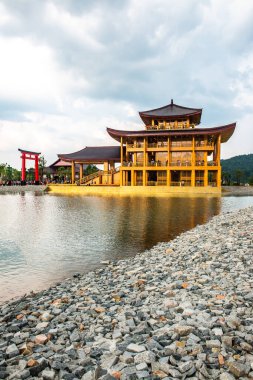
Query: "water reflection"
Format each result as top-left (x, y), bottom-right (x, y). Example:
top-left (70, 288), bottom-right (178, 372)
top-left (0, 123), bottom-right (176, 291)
top-left (0, 193), bottom-right (252, 303)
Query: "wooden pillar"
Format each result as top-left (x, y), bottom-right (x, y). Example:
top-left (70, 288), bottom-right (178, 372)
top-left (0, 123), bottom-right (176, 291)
top-left (217, 134), bottom-right (221, 165)
top-left (191, 170), bottom-right (195, 187)
top-left (167, 137), bottom-right (170, 167)
top-left (204, 170), bottom-right (208, 187)
top-left (79, 164), bottom-right (83, 182)
top-left (167, 170), bottom-right (171, 186)
top-left (104, 161), bottom-right (109, 172)
top-left (144, 138), bottom-right (147, 166)
top-left (143, 170), bottom-right (146, 186)
top-left (71, 161), bottom-right (75, 184)
top-left (131, 170), bottom-right (134, 186)
top-left (192, 136), bottom-right (195, 167)
top-left (217, 134), bottom-right (222, 188)
top-left (120, 137), bottom-right (123, 164)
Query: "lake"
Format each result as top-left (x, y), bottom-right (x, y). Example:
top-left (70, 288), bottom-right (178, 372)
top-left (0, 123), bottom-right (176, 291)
top-left (0, 193), bottom-right (253, 303)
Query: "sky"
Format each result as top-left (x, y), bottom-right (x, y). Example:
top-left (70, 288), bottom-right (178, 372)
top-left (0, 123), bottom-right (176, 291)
top-left (0, 0), bottom-right (253, 168)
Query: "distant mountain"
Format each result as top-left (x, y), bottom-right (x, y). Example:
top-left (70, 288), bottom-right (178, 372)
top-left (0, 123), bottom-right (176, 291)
top-left (221, 154), bottom-right (253, 185)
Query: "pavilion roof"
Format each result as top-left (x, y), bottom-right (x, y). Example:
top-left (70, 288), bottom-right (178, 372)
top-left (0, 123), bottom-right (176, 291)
top-left (49, 159), bottom-right (72, 168)
top-left (139, 100), bottom-right (202, 125)
top-left (107, 123), bottom-right (236, 143)
top-left (58, 146), bottom-right (121, 163)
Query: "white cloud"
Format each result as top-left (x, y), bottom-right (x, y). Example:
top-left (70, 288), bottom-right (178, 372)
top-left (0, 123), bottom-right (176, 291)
top-left (0, 36), bottom-right (87, 107)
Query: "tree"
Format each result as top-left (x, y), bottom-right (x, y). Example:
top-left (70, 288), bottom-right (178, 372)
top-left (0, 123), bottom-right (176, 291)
top-left (84, 164), bottom-right (99, 176)
top-left (39, 156), bottom-right (47, 180)
top-left (234, 169), bottom-right (244, 185)
top-left (0, 163), bottom-right (7, 179)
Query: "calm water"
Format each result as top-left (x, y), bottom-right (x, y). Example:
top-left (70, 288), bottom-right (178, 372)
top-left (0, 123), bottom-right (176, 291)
top-left (0, 193), bottom-right (253, 303)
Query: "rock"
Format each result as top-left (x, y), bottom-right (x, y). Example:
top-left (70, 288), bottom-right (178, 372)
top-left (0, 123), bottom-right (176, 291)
top-left (206, 340), bottom-right (221, 348)
top-left (6, 343), bottom-right (19, 358)
top-left (174, 325), bottom-right (194, 336)
top-left (40, 312), bottom-right (53, 322)
top-left (226, 316), bottom-right (241, 329)
top-left (228, 362), bottom-right (250, 378)
top-left (41, 368), bottom-right (56, 380)
top-left (127, 344), bottom-right (146, 353)
top-left (36, 322), bottom-right (49, 330)
top-left (134, 351), bottom-right (155, 364)
top-left (34, 334), bottom-right (48, 345)
top-left (220, 372), bottom-right (236, 380)
top-left (178, 361), bottom-right (193, 373)
top-left (164, 300), bottom-right (178, 308)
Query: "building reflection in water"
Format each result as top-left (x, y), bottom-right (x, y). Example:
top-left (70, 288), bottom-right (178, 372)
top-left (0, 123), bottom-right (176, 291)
top-left (0, 192), bottom-right (245, 303)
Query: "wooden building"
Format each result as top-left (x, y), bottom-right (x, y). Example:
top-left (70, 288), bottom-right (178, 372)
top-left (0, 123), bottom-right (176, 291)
top-left (58, 100), bottom-right (236, 190)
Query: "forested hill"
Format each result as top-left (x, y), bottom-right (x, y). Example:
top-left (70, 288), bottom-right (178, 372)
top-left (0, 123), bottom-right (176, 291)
top-left (221, 154), bottom-right (253, 185)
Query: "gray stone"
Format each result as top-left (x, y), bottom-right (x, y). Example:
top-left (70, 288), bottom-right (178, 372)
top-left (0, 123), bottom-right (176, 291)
top-left (134, 351), bottom-right (155, 364)
top-left (220, 372), bottom-right (236, 380)
top-left (42, 368), bottom-right (56, 380)
top-left (229, 362), bottom-right (250, 378)
top-left (6, 344), bottom-right (19, 358)
top-left (126, 344), bottom-right (146, 353)
top-left (206, 340), bottom-right (221, 348)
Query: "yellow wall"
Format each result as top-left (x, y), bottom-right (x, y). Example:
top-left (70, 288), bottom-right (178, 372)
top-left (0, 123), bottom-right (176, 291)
top-left (48, 184), bottom-right (221, 196)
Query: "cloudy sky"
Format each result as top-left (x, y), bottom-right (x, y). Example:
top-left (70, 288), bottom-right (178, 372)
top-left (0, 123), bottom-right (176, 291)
top-left (0, 0), bottom-right (253, 168)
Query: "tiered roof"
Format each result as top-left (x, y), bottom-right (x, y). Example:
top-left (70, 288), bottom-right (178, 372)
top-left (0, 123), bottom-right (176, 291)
top-left (139, 99), bottom-right (202, 125)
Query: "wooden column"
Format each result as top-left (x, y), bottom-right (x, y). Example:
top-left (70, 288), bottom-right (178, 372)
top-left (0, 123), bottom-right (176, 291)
top-left (191, 170), bottom-right (195, 187)
top-left (167, 137), bottom-right (170, 186)
top-left (217, 134), bottom-right (221, 164)
top-left (131, 170), bottom-right (134, 186)
top-left (71, 161), bottom-right (75, 184)
top-left (167, 170), bottom-right (171, 186)
top-left (143, 170), bottom-right (146, 186)
top-left (120, 137), bottom-right (123, 164)
top-left (143, 137), bottom-right (147, 186)
top-left (79, 164), bottom-right (83, 182)
top-left (204, 170), bottom-right (208, 187)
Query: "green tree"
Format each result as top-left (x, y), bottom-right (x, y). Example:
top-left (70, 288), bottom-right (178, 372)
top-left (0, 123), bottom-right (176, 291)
top-left (234, 169), bottom-right (244, 185)
top-left (39, 156), bottom-right (47, 179)
top-left (84, 164), bottom-right (99, 176)
top-left (0, 163), bottom-right (7, 179)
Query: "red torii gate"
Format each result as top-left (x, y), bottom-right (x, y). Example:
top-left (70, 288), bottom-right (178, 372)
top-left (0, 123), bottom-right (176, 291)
top-left (18, 148), bottom-right (41, 185)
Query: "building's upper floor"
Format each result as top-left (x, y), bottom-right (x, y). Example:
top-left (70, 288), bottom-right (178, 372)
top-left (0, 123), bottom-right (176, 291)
top-left (139, 99), bottom-right (202, 130)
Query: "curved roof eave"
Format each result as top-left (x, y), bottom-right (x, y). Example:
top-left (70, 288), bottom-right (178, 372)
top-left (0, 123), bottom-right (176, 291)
top-left (107, 123), bottom-right (236, 143)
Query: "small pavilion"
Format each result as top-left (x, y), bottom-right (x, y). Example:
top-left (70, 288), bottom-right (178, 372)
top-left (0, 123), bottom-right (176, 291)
top-left (58, 146), bottom-right (121, 184)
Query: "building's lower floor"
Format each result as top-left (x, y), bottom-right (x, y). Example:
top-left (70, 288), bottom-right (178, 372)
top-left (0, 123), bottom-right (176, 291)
top-left (120, 168), bottom-right (221, 187)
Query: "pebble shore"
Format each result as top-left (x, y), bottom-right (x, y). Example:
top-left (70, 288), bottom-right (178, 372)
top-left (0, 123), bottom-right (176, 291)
top-left (0, 186), bottom-right (47, 194)
top-left (1, 206), bottom-right (253, 380)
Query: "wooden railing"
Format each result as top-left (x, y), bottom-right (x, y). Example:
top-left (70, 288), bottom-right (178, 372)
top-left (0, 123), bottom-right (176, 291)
top-left (80, 167), bottom-right (120, 185)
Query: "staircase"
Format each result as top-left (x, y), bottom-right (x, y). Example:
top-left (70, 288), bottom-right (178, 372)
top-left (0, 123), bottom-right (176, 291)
top-left (80, 170), bottom-right (103, 185)
top-left (80, 167), bottom-right (120, 185)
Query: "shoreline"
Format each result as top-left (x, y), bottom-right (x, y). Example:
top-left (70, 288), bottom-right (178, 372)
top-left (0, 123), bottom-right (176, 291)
top-left (0, 206), bottom-right (253, 379)
top-left (0, 185), bottom-right (47, 193)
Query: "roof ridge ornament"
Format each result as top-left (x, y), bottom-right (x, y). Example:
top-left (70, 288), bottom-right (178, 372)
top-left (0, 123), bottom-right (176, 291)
top-left (171, 99), bottom-right (173, 105)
